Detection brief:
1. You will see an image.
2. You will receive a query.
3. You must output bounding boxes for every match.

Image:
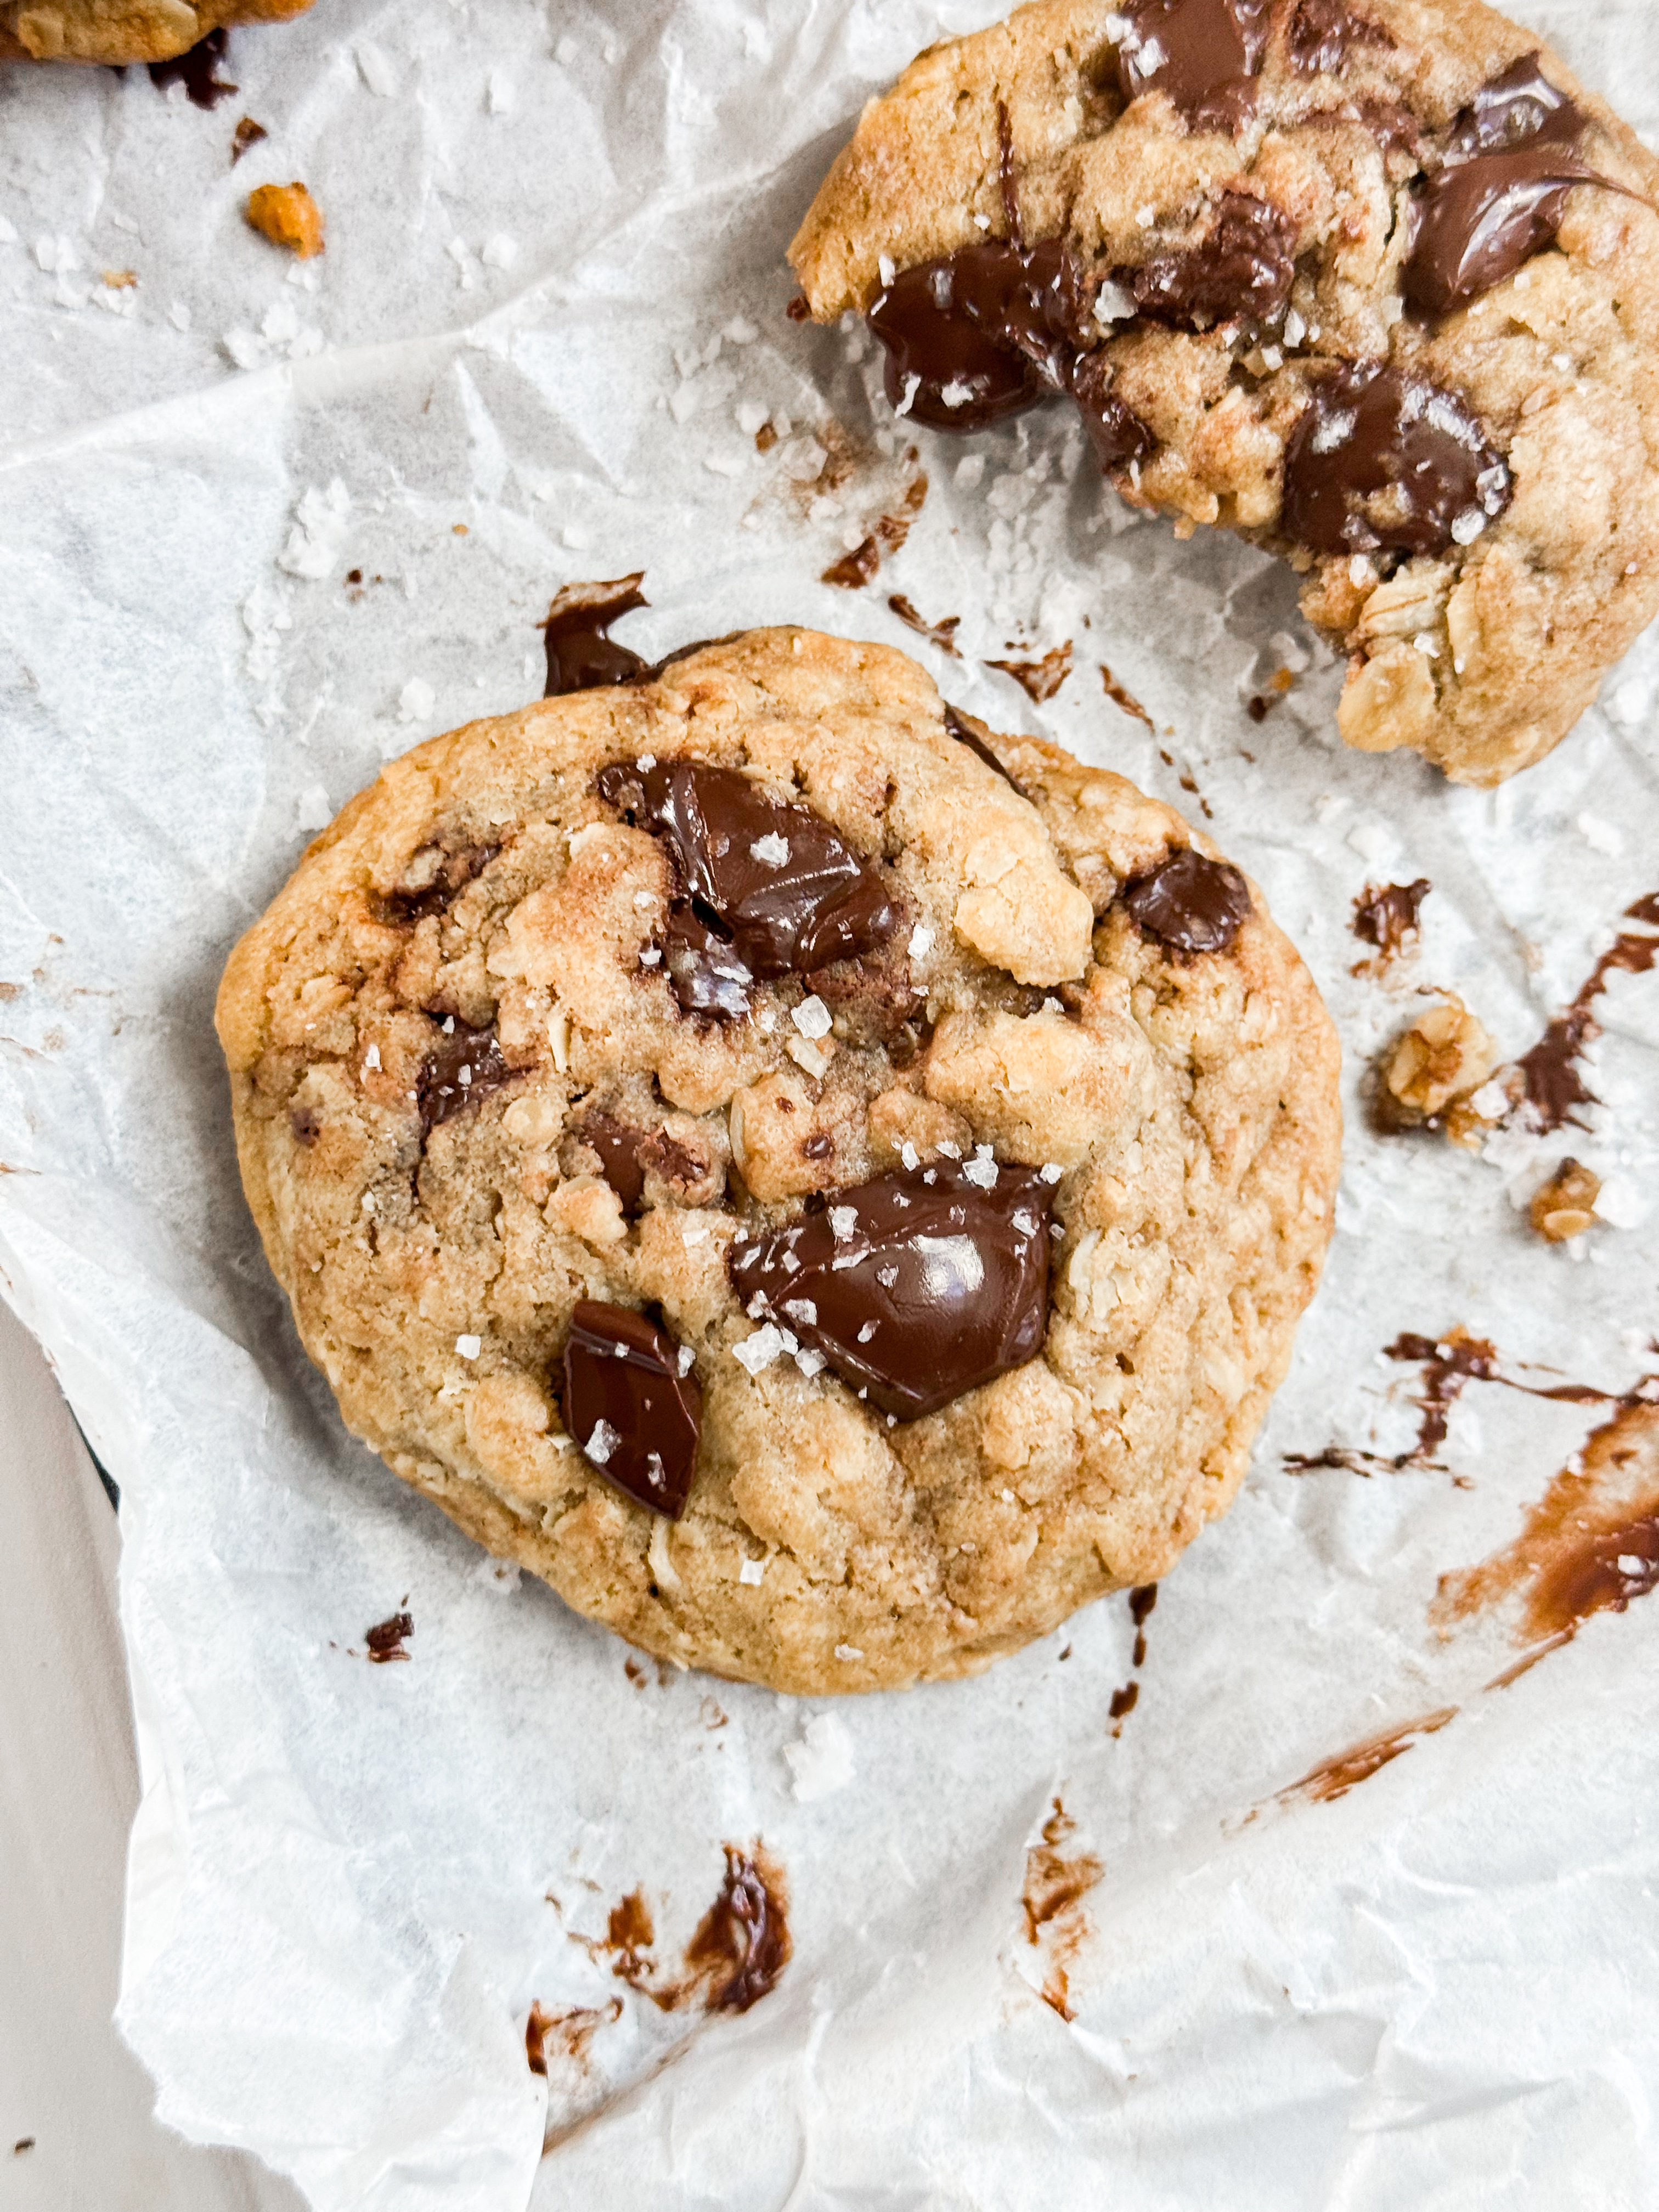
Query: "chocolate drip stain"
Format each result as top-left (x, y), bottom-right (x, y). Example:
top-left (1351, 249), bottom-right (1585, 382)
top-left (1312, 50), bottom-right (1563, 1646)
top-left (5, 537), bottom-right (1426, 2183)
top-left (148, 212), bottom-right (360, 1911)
top-left (1280, 362), bottom-right (1512, 557)
top-left (592, 1847), bottom-right (791, 2015)
top-left (1122, 849), bottom-right (1251, 957)
top-left (1100, 664), bottom-right (1155, 729)
top-left (728, 1158), bottom-right (1054, 1423)
top-left (1516, 891), bottom-right (1659, 1131)
top-left (1351, 877), bottom-right (1430, 968)
top-left (364, 1610), bottom-right (413, 1663)
top-left (417, 1020), bottom-right (512, 1133)
top-left (562, 1301), bottom-right (702, 1519)
top-left (1386, 1328), bottom-right (1498, 1462)
top-left (1404, 58), bottom-right (1633, 318)
top-left (1116, 192), bottom-right (1296, 331)
top-left (149, 27), bottom-right (236, 108)
top-left (1109, 1581), bottom-right (1159, 1731)
top-left (1021, 1799), bottom-right (1103, 2021)
top-left (888, 594), bottom-right (961, 655)
top-left (1115, 0), bottom-right (1270, 132)
top-left (986, 641), bottom-right (1073, 703)
top-left (1279, 1707), bottom-right (1457, 1804)
top-left (1287, 0), bottom-right (1391, 76)
top-left (541, 574), bottom-right (649, 695)
top-left (944, 704), bottom-right (1024, 793)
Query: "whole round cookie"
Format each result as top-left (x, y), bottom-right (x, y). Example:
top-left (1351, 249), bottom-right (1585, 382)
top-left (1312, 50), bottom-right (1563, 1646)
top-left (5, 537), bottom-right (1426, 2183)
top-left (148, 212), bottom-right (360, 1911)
top-left (217, 628), bottom-right (1341, 1694)
top-left (789, 0), bottom-right (1659, 785)
top-left (0, 0), bottom-right (313, 65)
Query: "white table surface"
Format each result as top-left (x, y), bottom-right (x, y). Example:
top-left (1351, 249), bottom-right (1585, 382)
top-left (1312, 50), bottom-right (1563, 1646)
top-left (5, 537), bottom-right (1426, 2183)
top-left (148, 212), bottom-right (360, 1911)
top-left (0, 1295), bottom-right (304, 2211)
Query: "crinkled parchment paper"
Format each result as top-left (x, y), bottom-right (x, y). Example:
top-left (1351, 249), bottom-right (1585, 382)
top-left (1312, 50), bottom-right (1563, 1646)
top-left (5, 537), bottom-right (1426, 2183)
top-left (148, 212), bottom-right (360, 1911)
top-left (2, 2), bottom-right (1658, 2204)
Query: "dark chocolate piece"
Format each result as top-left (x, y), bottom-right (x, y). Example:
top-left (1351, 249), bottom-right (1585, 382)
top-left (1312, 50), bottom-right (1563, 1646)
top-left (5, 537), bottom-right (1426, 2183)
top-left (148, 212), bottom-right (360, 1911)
top-left (597, 760), bottom-right (898, 1007)
top-left (1122, 849), bottom-right (1251, 955)
top-left (1116, 193), bottom-right (1296, 331)
top-left (1286, 0), bottom-right (1391, 76)
top-left (231, 115), bottom-right (268, 163)
top-left (149, 27), bottom-right (236, 108)
top-left (378, 840), bottom-right (500, 925)
top-left (1115, 0), bottom-right (1271, 132)
top-left (580, 1114), bottom-right (707, 1214)
top-left (726, 1158), bottom-right (1053, 1421)
top-left (1352, 877), bottom-right (1430, 963)
top-left (417, 1020), bottom-right (513, 1133)
top-left (562, 1301), bottom-right (702, 1519)
top-left (1070, 354), bottom-right (1158, 472)
top-left (1279, 361), bottom-right (1511, 556)
top-left (364, 1610), bottom-right (413, 1663)
top-left (543, 575), bottom-right (650, 696)
top-left (865, 238), bottom-right (1083, 432)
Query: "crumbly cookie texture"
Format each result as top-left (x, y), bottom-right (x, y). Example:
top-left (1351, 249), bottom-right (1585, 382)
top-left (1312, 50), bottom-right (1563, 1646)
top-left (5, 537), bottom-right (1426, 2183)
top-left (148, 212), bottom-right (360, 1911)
top-left (0, 0), bottom-right (312, 64)
top-left (217, 629), bottom-right (1341, 1694)
top-left (789, 0), bottom-right (1659, 786)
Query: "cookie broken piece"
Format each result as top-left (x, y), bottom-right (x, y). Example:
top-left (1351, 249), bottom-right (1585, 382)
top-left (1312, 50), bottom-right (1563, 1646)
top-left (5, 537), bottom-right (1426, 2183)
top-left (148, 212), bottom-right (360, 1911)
top-left (0, 0), bottom-right (314, 64)
top-left (216, 626), bottom-right (1340, 1694)
top-left (246, 179), bottom-right (325, 258)
top-left (789, 0), bottom-right (1659, 784)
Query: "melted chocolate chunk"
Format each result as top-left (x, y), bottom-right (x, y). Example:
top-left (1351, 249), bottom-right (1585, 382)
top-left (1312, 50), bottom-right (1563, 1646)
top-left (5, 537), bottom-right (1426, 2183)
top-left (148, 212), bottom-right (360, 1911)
top-left (149, 27), bottom-right (236, 108)
top-left (944, 704), bottom-right (1024, 792)
top-left (865, 238), bottom-right (1083, 432)
top-left (1279, 362), bottom-right (1512, 556)
top-left (597, 761), bottom-right (898, 1009)
top-left (1122, 849), bottom-right (1251, 955)
top-left (543, 575), bottom-right (649, 695)
top-left (1286, 0), bottom-right (1391, 76)
top-left (563, 1301), bottom-right (702, 1519)
top-left (364, 1610), bottom-right (413, 1663)
top-left (1117, 193), bottom-right (1297, 330)
top-left (727, 1159), bottom-right (1053, 1421)
top-left (379, 840), bottom-right (500, 924)
top-left (580, 1114), bottom-right (706, 1214)
top-left (1115, 0), bottom-right (1270, 131)
top-left (1352, 877), bottom-right (1431, 963)
top-left (1401, 63), bottom-right (1619, 316)
top-left (417, 1021), bottom-right (514, 1133)
top-left (1069, 354), bottom-right (1158, 473)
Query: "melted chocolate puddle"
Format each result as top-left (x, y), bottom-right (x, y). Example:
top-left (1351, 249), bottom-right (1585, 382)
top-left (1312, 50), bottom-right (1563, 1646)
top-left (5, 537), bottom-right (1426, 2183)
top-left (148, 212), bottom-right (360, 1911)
top-left (986, 641), bottom-right (1073, 703)
top-left (1516, 891), bottom-right (1659, 1132)
top-left (576, 1846), bottom-right (791, 2016)
top-left (1020, 1798), bottom-right (1103, 2021)
top-left (148, 27), bottom-right (237, 108)
top-left (821, 473), bottom-right (928, 589)
top-left (1351, 878), bottom-right (1430, 971)
top-left (542, 574), bottom-right (649, 695)
top-left (1279, 1707), bottom-right (1457, 1804)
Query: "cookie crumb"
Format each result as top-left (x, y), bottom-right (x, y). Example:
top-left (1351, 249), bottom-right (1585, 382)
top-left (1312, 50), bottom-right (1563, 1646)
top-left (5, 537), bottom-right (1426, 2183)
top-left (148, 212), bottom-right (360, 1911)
top-left (1530, 1159), bottom-right (1601, 1243)
top-left (246, 181), bottom-right (325, 259)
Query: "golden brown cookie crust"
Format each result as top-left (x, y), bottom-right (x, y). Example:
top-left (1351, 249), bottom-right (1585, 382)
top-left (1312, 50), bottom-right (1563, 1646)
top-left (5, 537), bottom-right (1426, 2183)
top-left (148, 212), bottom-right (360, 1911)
top-left (0, 0), bottom-right (313, 65)
top-left (217, 629), bottom-right (1341, 1694)
top-left (789, 0), bottom-right (1659, 786)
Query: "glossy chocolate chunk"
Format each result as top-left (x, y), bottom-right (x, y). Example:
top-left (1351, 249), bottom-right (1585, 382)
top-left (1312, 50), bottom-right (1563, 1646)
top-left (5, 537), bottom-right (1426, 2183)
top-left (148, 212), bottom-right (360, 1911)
top-left (598, 760), bottom-right (898, 998)
top-left (1279, 362), bottom-right (1511, 557)
top-left (580, 1113), bottom-right (707, 1214)
top-left (1070, 354), bottom-right (1158, 473)
top-left (726, 1158), bottom-right (1053, 1421)
top-left (417, 1020), bottom-right (514, 1133)
top-left (1117, 193), bottom-right (1296, 330)
top-left (1115, 0), bottom-right (1271, 132)
top-left (563, 1301), bottom-right (702, 1519)
top-left (865, 238), bottom-right (1082, 432)
top-left (1122, 849), bottom-right (1251, 955)
top-left (662, 903), bottom-right (757, 1020)
top-left (1402, 58), bottom-right (1636, 315)
top-left (543, 575), bottom-right (650, 696)
top-left (944, 704), bottom-right (1024, 793)
top-left (1286, 0), bottom-right (1391, 76)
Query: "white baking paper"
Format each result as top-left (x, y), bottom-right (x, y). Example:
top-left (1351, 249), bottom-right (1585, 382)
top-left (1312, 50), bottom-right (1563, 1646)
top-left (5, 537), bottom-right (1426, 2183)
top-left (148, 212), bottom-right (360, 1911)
top-left (2, 1), bottom-right (1657, 2204)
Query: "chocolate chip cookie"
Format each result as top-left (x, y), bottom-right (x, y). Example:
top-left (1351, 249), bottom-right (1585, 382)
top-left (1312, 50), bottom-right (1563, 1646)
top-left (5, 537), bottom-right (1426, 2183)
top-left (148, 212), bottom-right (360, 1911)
top-left (789, 0), bottom-right (1659, 785)
top-left (0, 0), bottom-right (313, 66)
top-left (217, 629), bottom-right (1341, 1693)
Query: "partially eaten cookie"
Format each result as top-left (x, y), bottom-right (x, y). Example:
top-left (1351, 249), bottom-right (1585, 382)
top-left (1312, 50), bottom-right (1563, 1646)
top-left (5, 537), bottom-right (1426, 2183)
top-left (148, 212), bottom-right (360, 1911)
top-left (217, 628), bottom-right (1341, 1692)
top-left (789, 0), bottom-right (1659, 785)
top-left (0, 0), bottom-right (313, 66)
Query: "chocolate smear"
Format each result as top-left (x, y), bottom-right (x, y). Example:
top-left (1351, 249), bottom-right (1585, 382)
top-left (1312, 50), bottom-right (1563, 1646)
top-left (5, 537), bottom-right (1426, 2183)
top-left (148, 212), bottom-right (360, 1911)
top-left (524, 1998), bottom-right (620, 2076)
top-left (1121, 849), bottom-right (1251, 957)
top-left (149, 27), bottom-right (236, 108)
top-left (542, 574), bottom-right (649, 696)
top-left (1279, 1707), bottom-right (1457, 1803)
top-left (1069, 353), bottom-right (1158, 474)
top-left (1115, 192), bottom-right (1296, 331)
top-left (378, 839), bottom-right (500, 925)
top-left (231, 115), bottom-right (268, 163)
top-left (1351, 877), bottom-right (1430, 968)
top-left (1386, 1328), bottom-right (1498, 1462)
top-left (1281, 361), bottom-right (1512, 556)
top-left (986, 641), bottom-right (1073, 703)
top-left (1403, 59), bottom-right (1629, 316)
top-left (888, 593), bottom-right (961, 655)
top-left (822, 538), bottom-right (882, 589)
top-left (563, 1301), bottom-right (702, 1519)
top-left (1286, 0), bottom-right (1391, 76)
top-left (1516, 891), bottom-right (1659, 1132)
top-left (1130, 1581), bottom-right (1157, 1666)
top-left (597, 759), bottom-right (899, 1007)
top-left (1115, 0), bottom-right (1271, 132)
top-left (1021, 1799), bottom-right (1103, 2021)
top-left (1101, 665), bottom-right (1155, 729)
top-left (944, 704), bottom-right (1025, 793)
top-left (684, 1845), bottom-right (792, 2013)
top-left (417, 1020), bottom-right (513, 1134)
top-left (727, 1157), bottom-right (1053, 1421)
top-left (365, 1610), bottom-right (413, 1663)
